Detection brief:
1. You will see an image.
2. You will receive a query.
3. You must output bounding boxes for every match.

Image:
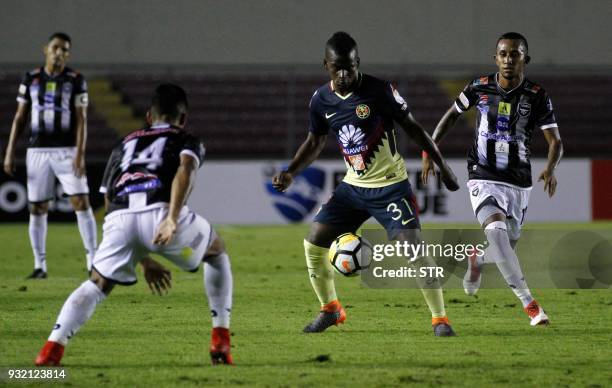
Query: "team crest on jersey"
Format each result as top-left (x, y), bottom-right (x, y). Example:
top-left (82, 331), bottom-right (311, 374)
top-left (518, 103), bottom-right (531, 117)
top-left (355, 104), bottom-right (370, 119)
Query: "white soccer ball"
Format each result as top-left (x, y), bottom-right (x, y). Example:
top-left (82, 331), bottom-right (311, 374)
top-left (328, 233), bottom-right (372, 277)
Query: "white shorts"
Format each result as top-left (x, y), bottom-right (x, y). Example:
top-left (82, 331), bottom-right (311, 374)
top-left (467, 180), bottom-right (531, 240)
top-left (93, 205), bottom-right (213, 285)
top-left (26, 147), bottom-right (89, 202)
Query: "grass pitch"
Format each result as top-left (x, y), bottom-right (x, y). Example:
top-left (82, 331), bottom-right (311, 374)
top-left (0, 223), bottom-right (610, 387)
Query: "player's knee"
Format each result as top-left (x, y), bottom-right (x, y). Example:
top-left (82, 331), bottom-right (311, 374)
top-left (484, 220), bottom-right (511, 258)
top-left (481, 212), bottom-right (506, 228)
top-left (29, 201), bottom-right (49, 215)
top-left (205, 235), bottom-right (226, 258)
top-left (69, 195), bottom-right (90, 211)
top-left (393, 229), bottom-right (421, 245)
top-left (306, 223), bottom-right (336, 248)
top-left (89, 269), bottom-right (115, 295)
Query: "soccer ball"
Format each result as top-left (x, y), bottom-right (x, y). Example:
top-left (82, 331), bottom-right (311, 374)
top-left (328, 233), bottom-right (372, 277)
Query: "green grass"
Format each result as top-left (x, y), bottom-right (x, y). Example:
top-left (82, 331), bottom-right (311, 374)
top-left (0, 223), bottom-right (611, 387)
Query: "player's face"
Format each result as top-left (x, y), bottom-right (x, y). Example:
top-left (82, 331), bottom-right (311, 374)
top-left (495, 39), bottom-right (527, 80)
top-left (324, 48), bottom-right (360, 94)
top-left (44, 38), bottom-right (71, 69)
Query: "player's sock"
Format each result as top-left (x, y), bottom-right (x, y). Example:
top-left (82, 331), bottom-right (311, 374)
top-left (48, 280), bottom-right (106, 345)
top-left (75, 208), bottom-right (97, 270)
top-left (29, 213), bottom-right (48, 272)
top-left (411, 255), bottom-right (447, 318)
top-left (304, 240), bottom-right (337, 306)
top-left (484, 221), bottom-right (534, 307)
top-left (204, 252), bottom-right (233, 329)
top-left (420, 288), bottom-right (447, 318)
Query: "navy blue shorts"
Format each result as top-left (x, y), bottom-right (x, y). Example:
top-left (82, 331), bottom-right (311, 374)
top-left (313, 179), bottom-right (420, 238)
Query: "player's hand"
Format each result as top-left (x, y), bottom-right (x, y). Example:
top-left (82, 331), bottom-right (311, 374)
top-left (439, 163), bottom-right (460, 192)
top-left (73, 156), bottom-right (86, 178)
top-left (3, 157), bottom-right (15, 176)
top-left (421, 154), bottom-right (436, 185)
top-left (538, 168), bottom-right (557, 197)
top-left (153, 218), bottom-right (177, 246)
top-left (272, 170), bottom-right (293, 192)
top-left (141, 256), bottom-right (172, 296)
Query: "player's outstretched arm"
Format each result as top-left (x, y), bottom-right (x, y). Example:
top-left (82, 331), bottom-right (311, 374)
top-left (538, 127), bottom-right (563, 197)
top-left (73, 106), bottom-right (88, 178)
top-left (153, 154), bottom-right (198, 245)
top-left (272, 132), bottom-right (327, 192)
top-left (422, 106), bottom-right (462, 184)
top-left (397, 113), bottom-right (459, 191)
top-left (3, 102), bottom-right (29, 176)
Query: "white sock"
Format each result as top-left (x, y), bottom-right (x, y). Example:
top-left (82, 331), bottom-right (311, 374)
top-left (29, 213), bottom-right (48, 272)
top-left (48, 280), bottom-right (106, 345)
top-left (485, 221), bottom-right (534, 307)
top-left (203, 252), bottom-right (233, 329)
top-left (75, 208), bottom-right (97, 270)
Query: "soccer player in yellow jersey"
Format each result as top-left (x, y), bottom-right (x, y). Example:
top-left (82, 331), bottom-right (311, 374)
top-left (273, 32), bottom-right (459, 335)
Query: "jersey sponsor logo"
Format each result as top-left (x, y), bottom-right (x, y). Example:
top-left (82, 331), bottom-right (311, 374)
top-left (115, 171), bottom-right (159, 188)
top-left (355, 104), bottom-right (370, 119)
top-left (116, 178), bottom-right (162, 197)
top-left (496, 101), bottom-right (512, 132)
top-left (518, 102), bottom-right (531, 117)
top-left (498, 102), bottom-right (511, 116)
top-left (325, 112), bottom-right (337, 119)
top-left (348, 154), bottom-right (366, 170)
top-left (264, 165), bottom-right (325, 222)
top-left (495, 141), bottom-right (510, 154)
top-left (44, 82), bottom-right (57, 104)
top-left (480, 131), bottom-right (524, 142)
top-left (339, 124), bottom-right (365, 152)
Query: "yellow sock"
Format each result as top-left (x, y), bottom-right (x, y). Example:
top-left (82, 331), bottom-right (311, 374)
top-left (304, 240), bottom-right (337, 306)
top-left (412, 255), bottom-right (447, 319)
top-left (420, 288), bottom-right (447, 319)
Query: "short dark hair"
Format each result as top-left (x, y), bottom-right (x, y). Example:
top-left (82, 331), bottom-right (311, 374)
top-left (49, 32), bottom-right (71, 45)
top-left (151, 84), bottom-right (188, 120)
top-left (497, 32), bottom-right (528, 53)
top-left (326, 31), bottom-right (358, 56)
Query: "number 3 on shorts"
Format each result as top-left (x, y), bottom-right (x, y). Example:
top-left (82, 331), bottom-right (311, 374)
top-left (386, 198), bottom-right (415, 225)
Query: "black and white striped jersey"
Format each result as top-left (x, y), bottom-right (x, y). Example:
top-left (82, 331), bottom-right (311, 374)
top-left (99, 123), bottom-right (205, 215)
top-left (16, 67), bottom-right (88, 148)
top-left (455, 73), bottom-right (558, 188)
